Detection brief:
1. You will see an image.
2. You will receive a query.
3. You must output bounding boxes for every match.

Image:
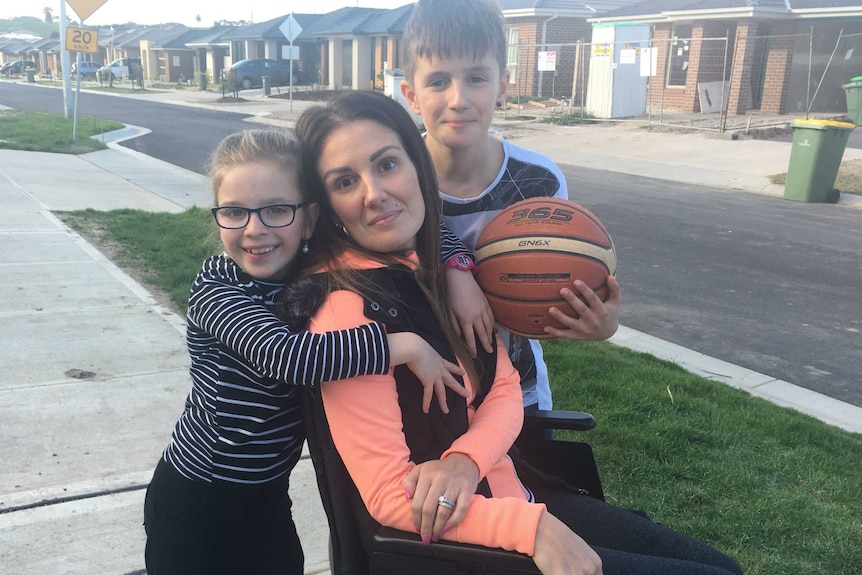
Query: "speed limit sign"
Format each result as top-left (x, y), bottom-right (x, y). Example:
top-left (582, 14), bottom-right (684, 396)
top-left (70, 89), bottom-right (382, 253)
top-left (66, 27), bottom-right (99, 53)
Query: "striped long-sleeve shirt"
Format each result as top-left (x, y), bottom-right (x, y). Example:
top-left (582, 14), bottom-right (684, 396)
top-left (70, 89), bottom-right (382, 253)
top-left (163, 255), bottom-right (391, 486)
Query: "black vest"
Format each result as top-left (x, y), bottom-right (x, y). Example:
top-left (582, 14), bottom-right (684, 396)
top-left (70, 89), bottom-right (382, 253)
top-left (280, 265), bottom-right (496, 495)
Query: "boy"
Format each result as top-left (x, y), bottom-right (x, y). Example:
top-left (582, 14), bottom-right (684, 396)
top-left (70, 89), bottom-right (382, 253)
top-left (400, 0), bottom-right (621, 410)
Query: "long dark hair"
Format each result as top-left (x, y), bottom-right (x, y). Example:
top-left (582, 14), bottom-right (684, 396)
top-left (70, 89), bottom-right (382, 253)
top-left (295, 91), bottom-right (481, 387)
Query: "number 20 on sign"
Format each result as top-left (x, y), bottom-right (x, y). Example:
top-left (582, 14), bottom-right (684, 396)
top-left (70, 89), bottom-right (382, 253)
top-left (65, 27), bottom-right (99, 53)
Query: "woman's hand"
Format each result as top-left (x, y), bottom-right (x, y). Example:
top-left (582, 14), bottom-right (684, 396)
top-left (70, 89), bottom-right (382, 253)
top-left (533, 510), bottom-right (603, 575)
top-left (401, 453), bottom-right (479, 543)
top-left (387, 332), bottom-right (469, 413)
top-left (543, 275), bottom-right (620, 341)
top-left (445, 268), bottom-right (495, 357)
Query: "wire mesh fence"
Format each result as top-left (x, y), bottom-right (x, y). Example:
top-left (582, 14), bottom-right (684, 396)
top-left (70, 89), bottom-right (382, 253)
top-left (504, 26), bottom-right (851, 134)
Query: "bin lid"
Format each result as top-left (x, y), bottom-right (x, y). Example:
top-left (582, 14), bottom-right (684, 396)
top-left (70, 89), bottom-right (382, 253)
top-left (852, 75), bottom-right (862, 82)
top-left (791, 119), bottom-right (856, 130)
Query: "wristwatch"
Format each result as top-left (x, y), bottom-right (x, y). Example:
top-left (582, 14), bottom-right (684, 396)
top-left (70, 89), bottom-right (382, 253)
top-left (444, 254), bottom-right (478, 274)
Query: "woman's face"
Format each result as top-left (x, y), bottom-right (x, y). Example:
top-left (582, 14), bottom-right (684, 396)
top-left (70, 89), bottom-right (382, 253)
top-left (317, 119), bottom-right (425, 254)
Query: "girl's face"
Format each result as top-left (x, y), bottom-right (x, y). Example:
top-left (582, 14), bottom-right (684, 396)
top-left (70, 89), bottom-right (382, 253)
top-left (317, 119), bottom-right (425, 254)
top-left (215, 160), bottom-right (318, 282)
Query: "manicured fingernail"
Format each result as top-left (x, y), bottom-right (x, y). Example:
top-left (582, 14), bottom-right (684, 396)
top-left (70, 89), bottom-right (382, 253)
top-left (421, 533), bottom-right (431, 545)
top-left (414, 524), bottom-right (421, 532)
top-left (404, 489), bottom-right (412, 500)
top-left (443, 523), bottom-right (453, 532)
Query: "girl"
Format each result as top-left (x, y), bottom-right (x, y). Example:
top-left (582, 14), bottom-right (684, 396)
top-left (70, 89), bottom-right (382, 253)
top-left (288, 91), bottom-right (743, 575)
top-left (143, 129), bottom-right (482, 575)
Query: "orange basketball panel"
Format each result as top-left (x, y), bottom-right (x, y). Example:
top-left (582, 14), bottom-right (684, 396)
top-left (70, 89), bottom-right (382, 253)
top-left (486, 294), bottom-right (572, 339)
top-left (476, 252), bottom-right (610, 301)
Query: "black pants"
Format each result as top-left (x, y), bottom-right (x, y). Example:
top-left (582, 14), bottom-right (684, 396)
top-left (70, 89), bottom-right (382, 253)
top-left (533, 483), bottom-right (743, 575)
top-left (144, 459), bottom-right (303, 575)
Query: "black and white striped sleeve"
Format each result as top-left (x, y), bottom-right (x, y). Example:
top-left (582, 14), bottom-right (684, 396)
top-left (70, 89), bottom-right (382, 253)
top-left (189, 272), bottom-right (389, 387)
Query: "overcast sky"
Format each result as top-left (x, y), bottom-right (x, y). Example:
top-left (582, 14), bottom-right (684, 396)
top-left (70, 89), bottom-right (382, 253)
top-left (3, 1), bottom-right (410, 27)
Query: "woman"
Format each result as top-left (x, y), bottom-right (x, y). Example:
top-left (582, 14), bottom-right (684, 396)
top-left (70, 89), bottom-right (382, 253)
top-left (286, 91), bottom-right (743, 575)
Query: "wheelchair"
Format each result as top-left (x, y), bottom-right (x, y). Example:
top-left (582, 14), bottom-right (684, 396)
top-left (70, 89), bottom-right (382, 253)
top-left (304, 386), bottom-right (606, 575)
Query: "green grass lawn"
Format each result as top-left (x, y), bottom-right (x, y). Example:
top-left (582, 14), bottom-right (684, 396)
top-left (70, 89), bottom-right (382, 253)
top-left (56, 207), bottom-right (862, 575)
top-left (0, 109), bottom-right (123, 153)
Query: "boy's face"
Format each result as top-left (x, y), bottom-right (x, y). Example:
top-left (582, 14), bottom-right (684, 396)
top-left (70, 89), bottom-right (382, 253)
top-left (402, 51), bottom-right (508, 151)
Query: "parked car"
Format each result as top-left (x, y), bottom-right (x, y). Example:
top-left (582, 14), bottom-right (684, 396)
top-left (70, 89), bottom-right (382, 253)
top-left (71, 61), bottom-right (100, 79)
top-left (221, 58), bottom-right (303, 90)
top-left (98, 57), bottom-right (142, 82)
top-left (1, 60), bottom-right (38, 76)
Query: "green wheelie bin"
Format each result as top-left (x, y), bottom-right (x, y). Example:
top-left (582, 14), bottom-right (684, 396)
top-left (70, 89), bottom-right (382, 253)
top-left (843, 76), bottom-right (862, 125)
top-left (784, 119), bottom-right (855, 203)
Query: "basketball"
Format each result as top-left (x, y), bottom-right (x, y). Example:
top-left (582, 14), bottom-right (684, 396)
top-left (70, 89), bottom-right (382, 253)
top-left (474, 197), bottom-right (616, 339)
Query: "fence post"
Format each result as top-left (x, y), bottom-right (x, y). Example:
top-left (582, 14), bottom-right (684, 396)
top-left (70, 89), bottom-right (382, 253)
top-left (806, 26), bottom-right (813, 119)
top-left (720, 31), bottom-right (730, 133)
top-left (807, 28), bottom-right (843, 116)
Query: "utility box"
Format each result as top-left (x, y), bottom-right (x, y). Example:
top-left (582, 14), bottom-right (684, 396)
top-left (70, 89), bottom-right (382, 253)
top-left (585, 23), bottom-right (651, 119)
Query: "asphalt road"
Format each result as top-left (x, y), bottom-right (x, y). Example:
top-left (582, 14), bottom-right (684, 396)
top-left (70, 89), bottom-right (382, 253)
top-left (2, 82), bottom-right (860, 407)
top-left (0, 82), bottom-right (250, 173)
top-left (561, 169), bottom-right (862, 408)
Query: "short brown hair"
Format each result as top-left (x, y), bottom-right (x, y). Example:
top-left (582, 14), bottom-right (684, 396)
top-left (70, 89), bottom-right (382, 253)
top-left (400, 0), bottom-right (507, 82)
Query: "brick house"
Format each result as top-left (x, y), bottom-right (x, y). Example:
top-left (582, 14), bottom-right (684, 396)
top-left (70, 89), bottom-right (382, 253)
top-left (588, 0), bottom-right (862, 116)
top-left (499, 1), bottom-right (642, 101)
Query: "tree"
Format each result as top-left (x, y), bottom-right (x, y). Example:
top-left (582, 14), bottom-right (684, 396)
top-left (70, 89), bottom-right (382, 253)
top-left (43, 6), bottom-right (53, 23)
top-left (195, 14), bottom-right (202, 23)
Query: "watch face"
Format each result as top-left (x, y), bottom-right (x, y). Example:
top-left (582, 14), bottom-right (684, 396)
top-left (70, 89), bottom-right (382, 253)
top-left (456, 255), bottom-right (472, 267)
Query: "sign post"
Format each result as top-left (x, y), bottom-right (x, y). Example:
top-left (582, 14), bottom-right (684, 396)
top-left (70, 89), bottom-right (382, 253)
top-left (278, 14), bottom-right (302, 113)
top-left (59, 1), bottom-right (72, 118)
top-left (62, 0), bottom-right (109, 138)
top-left (65, 26), bottom-right (99, 140)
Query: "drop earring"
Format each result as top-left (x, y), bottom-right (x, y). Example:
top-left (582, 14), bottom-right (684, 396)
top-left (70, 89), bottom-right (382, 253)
top-left (301, 240), bottom-right (309, 254)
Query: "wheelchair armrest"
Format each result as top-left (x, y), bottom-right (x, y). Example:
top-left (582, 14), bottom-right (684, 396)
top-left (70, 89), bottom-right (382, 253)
top-left (373, 526), bottom-right (538, 573)
top-left (523, 409), bottom-right (596, 432)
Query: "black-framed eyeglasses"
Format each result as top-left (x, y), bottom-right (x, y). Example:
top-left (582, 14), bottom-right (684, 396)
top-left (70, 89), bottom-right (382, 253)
top-left (211, 202), bottom-right (311, 229)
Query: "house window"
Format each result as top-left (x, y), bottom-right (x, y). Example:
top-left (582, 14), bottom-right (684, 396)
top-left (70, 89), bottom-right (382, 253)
top-left (667, 24), bottom-right (692, 87)
top-left (506, 27), bottom-right (519, 83)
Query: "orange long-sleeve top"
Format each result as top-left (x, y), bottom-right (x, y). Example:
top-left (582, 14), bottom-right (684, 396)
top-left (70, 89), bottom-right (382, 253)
top-left (307, 253), bottom-right (546, 556)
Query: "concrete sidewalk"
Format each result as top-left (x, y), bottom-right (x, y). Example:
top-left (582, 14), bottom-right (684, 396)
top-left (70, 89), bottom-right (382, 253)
top-left (0, 148), bottom-right (330, 574)
top-left (1, 87), bottom-right (861, 575)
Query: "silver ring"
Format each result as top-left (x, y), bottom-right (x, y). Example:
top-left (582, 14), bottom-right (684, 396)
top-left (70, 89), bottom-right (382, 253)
top-left (437, 495), bottom-right (455, 510)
